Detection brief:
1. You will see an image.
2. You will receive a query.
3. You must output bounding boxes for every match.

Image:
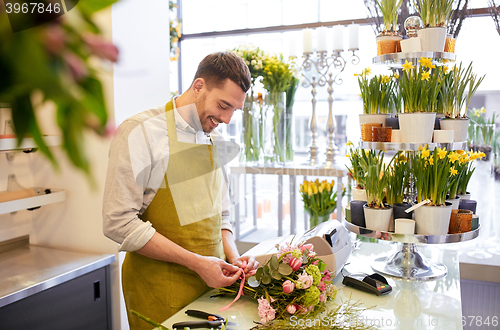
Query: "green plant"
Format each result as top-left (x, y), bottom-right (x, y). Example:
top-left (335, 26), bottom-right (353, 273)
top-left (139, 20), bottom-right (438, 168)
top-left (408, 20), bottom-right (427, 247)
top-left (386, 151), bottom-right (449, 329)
top-left (377, 0), bottom-right (404, 32)
top-left (441, 62), bottom-right (485, 118)
top-left (0, 1), bottom-right (118, 178)
top-left (355, 68), bottom-right (397, 114)
top-left (300, 179), bottom-right (346, 227)
top-left (456, 150), bottom-right (485, 195)
top-left (353, 149), bottom-right (389, 209)
top-left (386, 151), bottom-right (409, 205)
top-left (399, 57), bottom-right (445, 113)
top-left (414, 0), bottom-right (454, 27)
top-left (411, 146), bottom-right (457, 205)
top-left (285, 76), bottom-right (300, 161)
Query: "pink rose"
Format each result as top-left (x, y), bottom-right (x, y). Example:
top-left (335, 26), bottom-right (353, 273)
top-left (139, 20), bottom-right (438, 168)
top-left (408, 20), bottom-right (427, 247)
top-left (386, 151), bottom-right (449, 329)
top-left (297, 271), bottom-right (313, 289)
top-left (300, 244), bottom-right (314, 252)
top-left (283, 280), bottom-right (295, 293)
top-left (286, 304), bottom-right (297, 314)
top-left (288, 257), bottom-right (302, 271)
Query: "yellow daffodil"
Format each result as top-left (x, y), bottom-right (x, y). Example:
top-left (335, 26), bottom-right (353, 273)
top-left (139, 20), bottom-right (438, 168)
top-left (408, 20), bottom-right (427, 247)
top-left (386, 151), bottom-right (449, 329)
top-left (443, 66), bottom-right (450, 73)
top-left (393, 72), bottom-right (399, 79)
top-left (450, 167), bottom-right (458, 176)
top-left (381, 75), bottom-right (391, 84)
top-left (448, 152), bottom-right (460, 163)
top-left (437, 147), bottom-right (447, 160)
top-left (428, 157), bottom-right (434, 165)
top-left (479, 152), bottom-right (486, 159)
top-left (362, 68), bottom-right (372, 76)
top-left (418, 57), bottom-right (435, 69)
top-left (346, 140), bottom-right (354, 147)
top-left (402, 60), bottom-right (415, 71)
top-left (457, 150), bottom-right (465, 155)
top-left (421, 71), bottom-right (430, 81)
top-left (460, 156), bottom-right (469, 163)
top-left (421, 148), bottom-right (430, 159)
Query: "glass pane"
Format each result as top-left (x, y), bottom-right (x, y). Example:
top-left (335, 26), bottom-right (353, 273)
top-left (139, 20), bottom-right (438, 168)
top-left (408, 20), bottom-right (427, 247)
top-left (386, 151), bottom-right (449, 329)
top-left (282, 0), bottom-right (319, 26)
top-left (247, 0), bottom-right (283, 28)
top-left (320, 0), bottom-right (367, 22)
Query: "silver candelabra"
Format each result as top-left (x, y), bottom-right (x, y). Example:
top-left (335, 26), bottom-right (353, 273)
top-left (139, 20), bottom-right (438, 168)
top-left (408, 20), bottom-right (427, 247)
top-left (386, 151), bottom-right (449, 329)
top-left (294, 49), bottom-right (360, 167)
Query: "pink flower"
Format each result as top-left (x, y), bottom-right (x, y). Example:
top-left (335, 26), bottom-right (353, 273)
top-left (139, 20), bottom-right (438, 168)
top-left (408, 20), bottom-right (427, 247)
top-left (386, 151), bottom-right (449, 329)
top-left (82, 33), bottom-right (119, 62)
top-left (312, 260), bottom-right (319, 266)
top-left (319, 293), bottom-right (327, 303)
top-left (283, 280), bottom-right (295, 293)
top-left (297, 271), bottom-right (313, 289)
top-left (257, 297), bottom-right (276, 324)
top-left (64, 53), bottom-right (87, 81)
top-left (318, 281), bottom-right (326, 292)
top-left (289, 257), bottom-right (302, 271)
top-left (286, 304), bottom-right (297, 314)
top-left (322, 270), bottom-right (332, 282)
top-left (300, 244), bottom-right (314, 252)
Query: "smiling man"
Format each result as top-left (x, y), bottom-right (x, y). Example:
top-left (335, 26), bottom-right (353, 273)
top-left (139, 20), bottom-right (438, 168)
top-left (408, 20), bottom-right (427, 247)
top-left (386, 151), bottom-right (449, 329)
top-left (102, 52), bottom-right (258, 330)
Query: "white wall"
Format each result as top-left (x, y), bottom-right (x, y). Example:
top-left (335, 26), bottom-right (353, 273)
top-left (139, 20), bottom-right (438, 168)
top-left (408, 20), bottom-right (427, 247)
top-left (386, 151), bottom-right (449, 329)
top-left (111, 0), bottom-right (171, 126)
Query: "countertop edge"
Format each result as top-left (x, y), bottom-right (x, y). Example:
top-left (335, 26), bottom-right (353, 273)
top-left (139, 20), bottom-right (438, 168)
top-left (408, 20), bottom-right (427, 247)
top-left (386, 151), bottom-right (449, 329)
top-left (0, 252), bottom-right (115, 308)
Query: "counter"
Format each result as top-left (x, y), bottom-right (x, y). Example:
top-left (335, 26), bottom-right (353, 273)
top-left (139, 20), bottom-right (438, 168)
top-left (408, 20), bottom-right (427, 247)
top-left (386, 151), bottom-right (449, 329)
top-left (162, 241), bottom-right (463, 329)
top-left (0, 237), bottom-right (115, 308)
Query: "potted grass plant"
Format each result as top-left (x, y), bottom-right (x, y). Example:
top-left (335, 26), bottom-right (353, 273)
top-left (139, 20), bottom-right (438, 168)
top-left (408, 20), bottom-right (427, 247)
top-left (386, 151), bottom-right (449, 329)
top-left (414, 0), bottom-right (454, 51)
top-left (376, 0), bottom-right (404, 55)
top-left (398, 57), bottom-right (445, 143)
top-left (356, 69), bottom-right (397, 141)
top-left (411, 146), bottom-right (456, 235)
top-left (439, 62), bottom-right (485, 142)
top-left (386, 152), bottom-right (412, 219)
top-left (361, 150), bottom-right (393, 231)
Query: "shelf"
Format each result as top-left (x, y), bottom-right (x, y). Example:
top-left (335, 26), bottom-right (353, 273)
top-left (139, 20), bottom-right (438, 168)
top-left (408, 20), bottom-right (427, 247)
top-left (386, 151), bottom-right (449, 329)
top-left (0, 136), bottom-right (62, 152)
top-left (0, 189), bottom-right (66, 215)
top-left (343, 218), bottom-right (480, 244)
top-left (372, 51), bottom-right (456, 67)
top-left (359, 141), bottom-right (468, 151)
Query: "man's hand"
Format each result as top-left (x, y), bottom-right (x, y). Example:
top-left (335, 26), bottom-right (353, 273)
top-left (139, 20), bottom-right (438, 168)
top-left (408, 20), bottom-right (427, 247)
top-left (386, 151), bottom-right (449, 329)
top-left (232, 255), bottom-right (259, 275)
top-left (196, 256), bottom-right (242, 288)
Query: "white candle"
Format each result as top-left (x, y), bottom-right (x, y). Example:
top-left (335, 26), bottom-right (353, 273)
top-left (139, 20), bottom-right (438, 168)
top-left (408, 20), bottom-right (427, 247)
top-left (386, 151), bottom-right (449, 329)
top-left (333, 25), bottom-right (344, 51)
top-left (303, 28), bottom-right (313, 53)
top-left (288, 38), bottom-right (298, 58)
top-left (349, 23), bottom-right (359, 50)
top-left (316, 26), bottom-right (327, 52)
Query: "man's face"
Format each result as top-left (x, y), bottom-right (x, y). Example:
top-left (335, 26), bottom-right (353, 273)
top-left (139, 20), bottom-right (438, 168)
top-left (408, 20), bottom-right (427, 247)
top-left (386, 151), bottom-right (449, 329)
top-left (195, 79), bottom-right (246, 133)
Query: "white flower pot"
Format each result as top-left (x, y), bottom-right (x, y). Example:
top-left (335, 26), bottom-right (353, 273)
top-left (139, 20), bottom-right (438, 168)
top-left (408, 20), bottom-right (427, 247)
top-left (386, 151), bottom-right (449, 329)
top-left (399, 112), bottom-right (436, 143)
top-left (414, 203), bottom-right (452, 235)
top-left (391, 129), bottom-right (401, 142)
top-left (352, 187), bottom-right (367, 201)
top-left (363, 205), bottom-right (393, 232)
top-left (446, 196), bottom-right (460, 210)
top-left (400, 37), bottom-right (421, 53)
top-left (417, 27), bottom-right (447, 52)
top-left (439, 118), bottom-right (470, 142)
top-left (457, 192), bottom-right (471, 200)
top-left (433, 130), bottom-right (454, 143)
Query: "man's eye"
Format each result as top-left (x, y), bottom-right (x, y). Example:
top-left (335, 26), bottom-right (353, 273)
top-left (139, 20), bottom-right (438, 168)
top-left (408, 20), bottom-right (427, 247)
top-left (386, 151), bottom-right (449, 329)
top-left (218, 104), bottom-right (227, 110)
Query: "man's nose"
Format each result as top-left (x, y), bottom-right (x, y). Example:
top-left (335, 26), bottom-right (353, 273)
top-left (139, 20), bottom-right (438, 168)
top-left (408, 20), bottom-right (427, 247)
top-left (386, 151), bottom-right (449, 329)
top-left (220, 110), bottom-right (234, 125)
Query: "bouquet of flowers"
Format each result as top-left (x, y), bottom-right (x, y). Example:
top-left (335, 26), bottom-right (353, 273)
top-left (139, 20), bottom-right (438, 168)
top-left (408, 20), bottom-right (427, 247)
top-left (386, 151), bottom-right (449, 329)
top-left (300, 179), bottom-right (346, 227)
top-left (216, 243), bottom-right (336, 324)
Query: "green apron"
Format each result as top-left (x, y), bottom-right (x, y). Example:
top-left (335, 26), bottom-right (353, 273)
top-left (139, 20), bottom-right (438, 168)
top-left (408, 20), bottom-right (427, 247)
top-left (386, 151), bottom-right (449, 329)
top-left (122, 101), bottom-right (225, 330)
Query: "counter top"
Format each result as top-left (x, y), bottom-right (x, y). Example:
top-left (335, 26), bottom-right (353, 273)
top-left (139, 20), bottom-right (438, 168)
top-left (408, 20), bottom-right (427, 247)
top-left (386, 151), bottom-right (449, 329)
top-left (0, 242), bottom-right (115, 308)
top-left (162, 242), bottom-right (462, 329)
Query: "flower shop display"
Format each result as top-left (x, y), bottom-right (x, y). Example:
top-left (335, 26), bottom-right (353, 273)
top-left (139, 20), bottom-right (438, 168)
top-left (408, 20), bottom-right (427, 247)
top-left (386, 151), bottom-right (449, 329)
top-left (376, 0), bottom-right (404, 55)
top-left (300, 179), bottom-right (346, 228)
top-left (468, 107), bottom-right (497, 160)
top-left (0, 1), bottom-right (118, 175)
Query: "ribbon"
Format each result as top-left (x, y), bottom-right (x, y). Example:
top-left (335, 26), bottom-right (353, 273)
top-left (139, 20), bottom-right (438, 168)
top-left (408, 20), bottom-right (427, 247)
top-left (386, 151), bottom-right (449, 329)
top-left (219, 261), bottom-right (249, 312)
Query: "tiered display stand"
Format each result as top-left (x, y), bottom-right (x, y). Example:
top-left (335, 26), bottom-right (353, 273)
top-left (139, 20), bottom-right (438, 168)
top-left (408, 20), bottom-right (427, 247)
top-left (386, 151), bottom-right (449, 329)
top-left (344, 52), bottom-right (480, 281)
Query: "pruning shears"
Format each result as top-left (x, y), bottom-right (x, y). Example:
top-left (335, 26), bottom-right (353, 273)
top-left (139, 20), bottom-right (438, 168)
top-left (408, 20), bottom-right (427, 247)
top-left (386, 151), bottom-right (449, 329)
top-left (171, 309), bottom-right (238, 329)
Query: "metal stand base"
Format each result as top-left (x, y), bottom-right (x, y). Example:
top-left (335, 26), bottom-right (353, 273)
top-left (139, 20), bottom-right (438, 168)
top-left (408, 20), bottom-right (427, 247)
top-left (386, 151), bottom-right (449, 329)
top-left (371, 243), bottom-right (447, 281)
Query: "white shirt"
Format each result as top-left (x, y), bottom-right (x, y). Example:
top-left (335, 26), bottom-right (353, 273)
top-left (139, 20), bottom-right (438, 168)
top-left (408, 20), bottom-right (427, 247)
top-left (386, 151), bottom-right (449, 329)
top-left (102, 100), bottom-right (232, 252)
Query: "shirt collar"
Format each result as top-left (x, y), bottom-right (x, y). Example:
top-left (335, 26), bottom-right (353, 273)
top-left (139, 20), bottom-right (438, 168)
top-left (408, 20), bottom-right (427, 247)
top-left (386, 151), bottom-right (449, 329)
top-left (172, 97), bottom-right (197, 134)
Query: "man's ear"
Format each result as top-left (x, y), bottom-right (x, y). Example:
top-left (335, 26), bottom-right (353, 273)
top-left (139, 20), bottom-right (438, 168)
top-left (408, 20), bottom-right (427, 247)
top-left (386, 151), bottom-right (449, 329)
top-left (192, 78), bottom-right (205, 94)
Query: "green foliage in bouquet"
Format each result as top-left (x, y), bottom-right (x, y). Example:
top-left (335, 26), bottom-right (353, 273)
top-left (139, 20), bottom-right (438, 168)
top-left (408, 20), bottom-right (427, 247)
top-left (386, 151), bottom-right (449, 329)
top-left (231, 44), bottom-right (268, 86)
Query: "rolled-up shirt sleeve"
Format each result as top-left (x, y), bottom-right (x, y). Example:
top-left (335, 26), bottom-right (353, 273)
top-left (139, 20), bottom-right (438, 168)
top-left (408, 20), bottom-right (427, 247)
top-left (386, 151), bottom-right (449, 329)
top-left (102, 117), bottom-right (157, 252)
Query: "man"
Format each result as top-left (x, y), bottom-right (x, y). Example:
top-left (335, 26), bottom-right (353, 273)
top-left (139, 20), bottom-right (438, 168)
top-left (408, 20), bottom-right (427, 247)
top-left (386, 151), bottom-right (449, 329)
top-left (103, 52), bottom-right (258, 330)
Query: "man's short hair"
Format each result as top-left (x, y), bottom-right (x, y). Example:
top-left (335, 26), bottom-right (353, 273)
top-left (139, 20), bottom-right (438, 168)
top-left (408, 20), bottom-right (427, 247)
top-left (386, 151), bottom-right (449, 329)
top-left (193, 52), bottom-right (251, 93)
